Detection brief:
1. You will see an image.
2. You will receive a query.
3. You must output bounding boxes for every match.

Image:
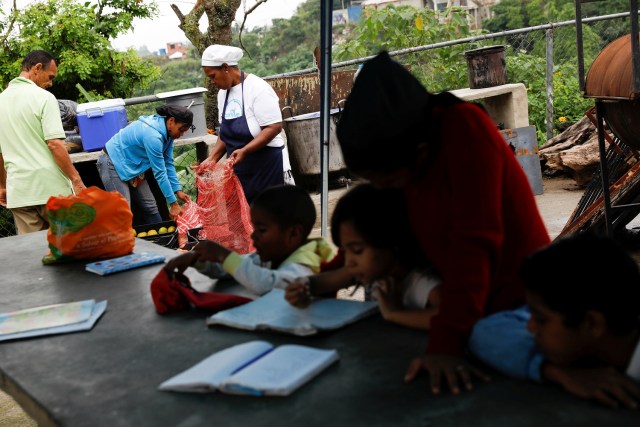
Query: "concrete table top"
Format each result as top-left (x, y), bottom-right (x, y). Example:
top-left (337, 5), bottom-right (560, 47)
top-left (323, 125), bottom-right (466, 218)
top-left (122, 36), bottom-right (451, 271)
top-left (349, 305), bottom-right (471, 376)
top-left (0, 232), bottom-right (638, 426)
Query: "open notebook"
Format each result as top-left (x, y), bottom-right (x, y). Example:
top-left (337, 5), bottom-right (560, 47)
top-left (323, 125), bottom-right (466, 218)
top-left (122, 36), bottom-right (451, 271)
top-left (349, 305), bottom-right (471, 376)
top-left (159, 340), bottom-right (339, 396)
top-left (206, 289), bottom-right (378, 336)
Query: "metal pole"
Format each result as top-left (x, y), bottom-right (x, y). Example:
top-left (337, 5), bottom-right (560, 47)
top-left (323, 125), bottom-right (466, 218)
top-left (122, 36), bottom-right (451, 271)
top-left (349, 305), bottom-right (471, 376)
top-left (319, 0), bottom-right (332, 238)
top-left (631, 0), bottom-right (640, 94)
top-left (546, 28), bottom-right (554, 141)
top-left (575, 0), bottom-right (585, 92)
top-left (595, 101), bottom-right (613, 236)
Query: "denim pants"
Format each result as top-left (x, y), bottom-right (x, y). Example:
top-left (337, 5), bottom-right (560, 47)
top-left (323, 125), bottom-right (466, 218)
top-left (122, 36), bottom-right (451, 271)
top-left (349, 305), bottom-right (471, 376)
top-left (96, 153), bottom-right (162, 225)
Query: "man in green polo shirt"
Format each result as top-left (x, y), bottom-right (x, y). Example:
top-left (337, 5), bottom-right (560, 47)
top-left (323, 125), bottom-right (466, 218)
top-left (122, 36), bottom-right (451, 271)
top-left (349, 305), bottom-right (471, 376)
top-left (0, 50), bottom-right (86, 234)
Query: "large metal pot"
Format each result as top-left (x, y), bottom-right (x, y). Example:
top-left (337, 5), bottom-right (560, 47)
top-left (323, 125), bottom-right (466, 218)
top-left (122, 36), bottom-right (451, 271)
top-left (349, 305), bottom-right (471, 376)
top-left (282, 107), bottom-right (347, 177)
top-left (585, 33), bottom-right (640, 149)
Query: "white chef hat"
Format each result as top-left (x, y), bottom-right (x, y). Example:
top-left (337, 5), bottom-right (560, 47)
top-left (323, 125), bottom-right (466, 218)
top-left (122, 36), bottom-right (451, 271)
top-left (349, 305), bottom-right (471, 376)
top-left (201, 45), bottom-right (243, 67)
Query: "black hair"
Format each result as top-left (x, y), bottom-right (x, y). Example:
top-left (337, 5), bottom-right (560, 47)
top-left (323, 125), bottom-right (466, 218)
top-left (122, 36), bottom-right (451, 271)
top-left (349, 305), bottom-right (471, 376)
top-left (251, 185), bottom-right (316, 237)
top-left (330, 183), bottom-right (426, 270)
top-left (336, 51), bottom-right (463, 174)
top-left (22, 50), bottom-right (56, 71)
top-left (155, 104), bottom-right (193, 127)
top-left (521, 232), bottom-right (640, 335)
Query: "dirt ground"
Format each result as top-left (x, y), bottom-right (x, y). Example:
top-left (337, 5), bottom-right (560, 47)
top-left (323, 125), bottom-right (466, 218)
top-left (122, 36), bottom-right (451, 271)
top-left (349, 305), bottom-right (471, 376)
top-left (309, 176), bottom-right (592, 241)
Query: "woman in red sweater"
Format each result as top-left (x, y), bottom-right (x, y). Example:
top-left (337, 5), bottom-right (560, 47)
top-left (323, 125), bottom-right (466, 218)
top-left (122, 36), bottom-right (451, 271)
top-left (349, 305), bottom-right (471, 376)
top-left (337, 52), bottom-right (549, 395)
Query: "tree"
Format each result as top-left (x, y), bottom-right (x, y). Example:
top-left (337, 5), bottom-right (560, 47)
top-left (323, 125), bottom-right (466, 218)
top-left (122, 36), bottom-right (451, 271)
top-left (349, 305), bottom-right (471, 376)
top-left (171, 0), bottom-right (243, 129)
top-left (235, 0), bottom-right (322, 76)
top-left (0, 0), bottom-right (160, 101)
top-left (169, 0), bottom-right (324, 129)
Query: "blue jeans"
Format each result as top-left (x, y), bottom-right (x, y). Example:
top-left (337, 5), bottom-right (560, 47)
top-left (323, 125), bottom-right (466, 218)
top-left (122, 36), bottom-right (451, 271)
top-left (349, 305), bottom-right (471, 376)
top-left (96, 153), bottom-right (162, 225)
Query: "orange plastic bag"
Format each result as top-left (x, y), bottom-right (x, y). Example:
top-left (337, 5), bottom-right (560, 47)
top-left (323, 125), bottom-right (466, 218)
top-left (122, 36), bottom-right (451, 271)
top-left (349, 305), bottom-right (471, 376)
top-left (194, 161), bottom-right (254, 254)
top-left (42, 186), bottom-right (135, 264)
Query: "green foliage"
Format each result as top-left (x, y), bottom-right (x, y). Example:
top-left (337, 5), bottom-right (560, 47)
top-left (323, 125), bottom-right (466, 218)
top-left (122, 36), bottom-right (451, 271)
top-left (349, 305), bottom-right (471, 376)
top-left (232, 0), bottom-right (324, 75)
top-left (0, 0), bottom-right (160, 101)
top-left (483, 0), bottom-right (626, 144)
top-left (334, 6), bottom-right (477, 92)
top-left (145, 57), bottom-right (204, 94)
top-left (174, 147), bottom-right (198, 200)
top-left (507, 52), bottom-right (593, 143)
top-left (485, 0), bottom-right (628, 54)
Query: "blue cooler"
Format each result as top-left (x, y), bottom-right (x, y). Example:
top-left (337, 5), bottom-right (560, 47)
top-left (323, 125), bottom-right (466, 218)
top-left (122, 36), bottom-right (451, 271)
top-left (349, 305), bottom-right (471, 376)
top-left (77, 99), bottom-right (128, 152)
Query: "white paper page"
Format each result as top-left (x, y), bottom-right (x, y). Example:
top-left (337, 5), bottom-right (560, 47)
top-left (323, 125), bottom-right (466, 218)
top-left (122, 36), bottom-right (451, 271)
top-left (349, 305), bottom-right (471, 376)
top-left (304, 298), bottom-right (378, 330)
top-left (0, 300), bottom-right (95, 335)
top-left (221, 345), bottom-right (339, 396)
top-left (158, 341), bottom-right (274, 393)
top-left (206, 290), bottom-right (286, 330)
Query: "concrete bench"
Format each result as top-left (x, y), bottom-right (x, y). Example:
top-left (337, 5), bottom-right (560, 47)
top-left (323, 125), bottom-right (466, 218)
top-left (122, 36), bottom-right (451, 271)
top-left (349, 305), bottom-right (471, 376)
top-left (450, 83), bottom-right (529, 130)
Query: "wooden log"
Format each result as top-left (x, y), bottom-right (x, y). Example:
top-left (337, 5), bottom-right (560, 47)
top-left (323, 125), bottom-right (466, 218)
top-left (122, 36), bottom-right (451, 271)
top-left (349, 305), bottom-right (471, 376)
top-left (539, 115), bottom-right (601, 186)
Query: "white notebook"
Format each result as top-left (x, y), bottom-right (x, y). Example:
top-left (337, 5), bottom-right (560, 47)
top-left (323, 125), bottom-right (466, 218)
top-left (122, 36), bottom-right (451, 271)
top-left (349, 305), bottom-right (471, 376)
top-left (206, 289), bottom-right (379, 336)
top-left (158, 340), bottom-right (339, 396)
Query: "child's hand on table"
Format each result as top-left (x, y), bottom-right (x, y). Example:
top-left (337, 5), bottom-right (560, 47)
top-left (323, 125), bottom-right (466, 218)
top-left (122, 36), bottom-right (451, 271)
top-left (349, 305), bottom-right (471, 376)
top-left (284, 277), bottom-right (312, 308)
top-left (543, 364), bottom-right (640, 409)
top-left (165, 251), bottom-right (197, 275)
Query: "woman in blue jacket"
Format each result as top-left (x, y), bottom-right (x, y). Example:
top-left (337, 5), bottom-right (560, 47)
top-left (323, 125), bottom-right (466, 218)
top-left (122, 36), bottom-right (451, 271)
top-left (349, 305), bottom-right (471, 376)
top-left (96, 105), bottom-right (193, 224)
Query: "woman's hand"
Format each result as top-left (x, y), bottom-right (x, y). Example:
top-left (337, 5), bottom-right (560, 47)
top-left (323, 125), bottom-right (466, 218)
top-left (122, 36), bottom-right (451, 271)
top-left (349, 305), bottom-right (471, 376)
top-left (193, 240), bottom-right (231, 264)
top-left (197, 157), bottom-right (216, 171)
top-left (404, 354), bottom-right (490, 395)
top-left (168, 201), bottom-right (183, 220)
top-left (176, 190), bottom-right (191, 203)
top-left (229, 147), bottom-right (248, 165)
top-left (284, 277), bottom-right (312, 308)
top-left (197, 138), bottom-right (226, 171)
top-left (165, 251), bottom-right (197, 275)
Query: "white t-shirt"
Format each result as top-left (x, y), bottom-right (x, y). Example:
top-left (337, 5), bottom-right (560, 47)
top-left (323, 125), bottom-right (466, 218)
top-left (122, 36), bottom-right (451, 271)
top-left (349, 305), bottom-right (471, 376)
top-left (626, 338), bottom-right (640, 381)
top-left (401, 270), bottom-right (440, 309)
top-left (217, 74), bottom-right (284, 148)
top-left (372, 269), bottom-right (440, 309)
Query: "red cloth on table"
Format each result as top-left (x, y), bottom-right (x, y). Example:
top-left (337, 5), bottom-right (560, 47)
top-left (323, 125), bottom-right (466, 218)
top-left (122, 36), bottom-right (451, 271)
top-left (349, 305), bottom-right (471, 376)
top-left (150, 268), bottom-right (251, 314)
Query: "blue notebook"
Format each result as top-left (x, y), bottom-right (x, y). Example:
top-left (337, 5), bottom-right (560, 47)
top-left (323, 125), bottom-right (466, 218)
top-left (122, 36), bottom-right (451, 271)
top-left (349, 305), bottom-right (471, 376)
top-left (85, 252), bottom-right (165, 276)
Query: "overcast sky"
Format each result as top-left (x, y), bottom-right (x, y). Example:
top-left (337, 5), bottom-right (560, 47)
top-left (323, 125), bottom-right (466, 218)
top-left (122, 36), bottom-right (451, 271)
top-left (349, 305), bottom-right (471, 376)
top-left (3, 0), bottom-right (307, 52)
top-left (112, 0), bottom-right (307, 52)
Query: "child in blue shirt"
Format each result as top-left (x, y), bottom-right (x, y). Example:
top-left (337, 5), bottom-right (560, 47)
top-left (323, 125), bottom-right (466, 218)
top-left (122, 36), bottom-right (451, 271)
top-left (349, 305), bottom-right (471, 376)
top-left (165, 185), bottom-right (334, 296)
top-left (468, 233), bottom-right (640, 409)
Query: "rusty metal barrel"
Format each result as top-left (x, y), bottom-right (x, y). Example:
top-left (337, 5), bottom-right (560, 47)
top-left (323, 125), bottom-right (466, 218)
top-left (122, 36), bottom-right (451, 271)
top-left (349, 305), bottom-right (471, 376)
top-left (463, 45), bottom-right (507, 89)
top-left (585, 33), bottom-right (640, 148)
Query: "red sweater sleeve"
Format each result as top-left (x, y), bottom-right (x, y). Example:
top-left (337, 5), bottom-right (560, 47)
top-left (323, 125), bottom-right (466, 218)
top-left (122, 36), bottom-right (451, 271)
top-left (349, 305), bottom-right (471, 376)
top-left (406, 103), bottom-right (549, 355)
